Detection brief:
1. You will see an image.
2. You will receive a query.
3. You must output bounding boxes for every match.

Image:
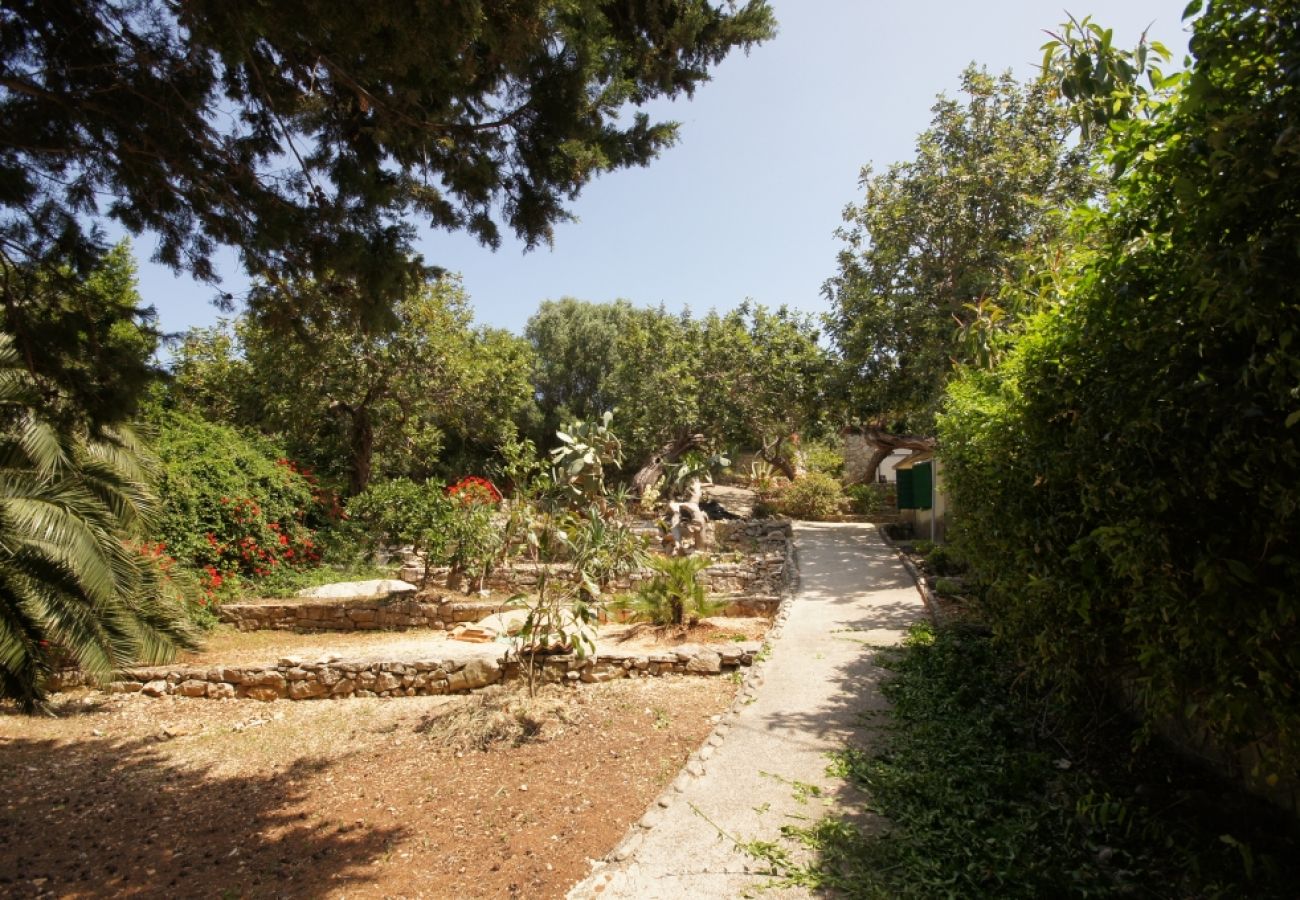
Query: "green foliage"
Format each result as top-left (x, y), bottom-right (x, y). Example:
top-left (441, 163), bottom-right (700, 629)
top-left (826, 67), bottom-right (1095, 431)
top-left (940, 2), bottom-right (1300, 783)
top-left (753, 626), bottom-right (1300, 898)
top-left (171, 273), bottom-right (535, 494)
top-left (844, 482), bottom-right (890, 515)
top-left (773, 472), bottom-right (846, 521)
top-left (799, 441), bottom-right (843, 479)
top-left (0, 336), bottom-right (197, 710)
top-left (569, 506), bottom-right (650, 589)
top-left (623, 555), bottom-right (720, 626)
top-left (550, 411), bottom-right (624, 507)
top-left (2, 1), bottom-right (775, 324)
top-left (697, 303), bottom-right (830, 465)
top-left (525, 300), bottom-right (830, 471)
top-left (1041, 14), bottom-right (1175, 142)
top-left (152, 413), bottom-right (325, 588)
top-left (526, 298), bottom-right (639, 439)
top-left (0, 240), bottom-right (161, 431)
top-left (347, 479), bottom-right (446, 570)
top-left (348, 477), bottom-right (501, 592)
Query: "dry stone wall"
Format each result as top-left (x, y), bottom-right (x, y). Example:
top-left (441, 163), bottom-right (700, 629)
top-left (86, 642), bottom-right (762, 702)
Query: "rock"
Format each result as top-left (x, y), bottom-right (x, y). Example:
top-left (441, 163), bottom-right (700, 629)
top-left (446, 656), bottom-right (501, 692)
top-left (175, 679), bottom-right (208, 697)
top-left (478, 608), bottom-right (532, 636)
top-left (330, 678), bottom-right (356, 696)
top-left (288, 680), bottom-right (328, 700)
top-left (374, 672), bottom-right (402, 692)
top-left (295, 579), bottom-right (418, 600)
top-left (141, 680), bottom-right (169, 697)
top-left (685, 651), bottom-right (722, 674)
top-left (242, 671), bottom-right (287, 690)
top-left (207, 682), bottom-right (236, 700)
top-left (241, 686), bottom-right (282, 702)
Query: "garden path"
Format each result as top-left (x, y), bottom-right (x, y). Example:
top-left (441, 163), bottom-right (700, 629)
top-left (568, 521), bottom-right (926, 898)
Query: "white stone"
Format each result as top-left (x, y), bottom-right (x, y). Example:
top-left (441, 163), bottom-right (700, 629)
top-left (294, 578), bottom-right (418, 600)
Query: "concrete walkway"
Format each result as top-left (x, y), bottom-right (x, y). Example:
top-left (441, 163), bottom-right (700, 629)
top-left (570, 522), bottom-right (926, 898)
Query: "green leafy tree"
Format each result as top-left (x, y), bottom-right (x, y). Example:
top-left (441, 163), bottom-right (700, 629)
top-left (941, 2), bottom-right (1300, 785)
top-left (698, 302), bottom-right (828, 477)
top-left (526, 298), bottom-right (639, 438)
top-left (0, 335), bottom-right (197, 710)
top-left (171, 274), bottom-right (534, 494)
top-left (825, 67), bottom-right (1095, 432)
top-left (1, 0), bottom-right (774, 325)
top-left (0, 240), bottom-right (160, 430)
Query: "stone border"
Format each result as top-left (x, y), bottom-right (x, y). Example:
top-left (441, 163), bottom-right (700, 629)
top-left (58, 641), bottom-right (766, 702)
top-left (877, 527), bottom-right (942, 627)
top-left (569, 522), bottom-right (802, 895)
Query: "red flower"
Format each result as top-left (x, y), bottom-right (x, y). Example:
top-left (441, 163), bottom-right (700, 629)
top-left (447, 475), bottom-right (502, 505)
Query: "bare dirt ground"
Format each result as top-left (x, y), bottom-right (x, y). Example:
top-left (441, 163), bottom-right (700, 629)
top-left (175, 616), bottom-right (770, 669)
top-left (0, 677), bottom-right (736, 899)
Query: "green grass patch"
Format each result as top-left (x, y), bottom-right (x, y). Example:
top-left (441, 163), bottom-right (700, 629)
top-left (750, 624), bottom-right (1300, 898)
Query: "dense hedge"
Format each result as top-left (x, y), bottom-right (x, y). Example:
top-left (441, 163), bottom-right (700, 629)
top-left (940, 1), bottom-right (1300, 786)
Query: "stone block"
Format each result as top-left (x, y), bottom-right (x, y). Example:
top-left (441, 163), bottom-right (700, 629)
top-left (243, 671), bottom-right (287, 690)
top-left (207, 682), bottom-right (236, 700)
top-left (240, 686), bottom-right (281, 701)
top-left (288, 679), bottom-right (328, 700)
top-left (141, 680), bottom-right (169, 697)
top-left (176, 679), bottom-right (209, 697)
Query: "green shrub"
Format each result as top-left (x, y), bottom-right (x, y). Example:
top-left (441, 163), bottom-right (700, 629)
top-left (760, 625), bottom-right (1300, 897)
top-left (621, 555), bottom-right (721, 626)
top-left (844, 482), bottom-right (892, 515)
top-left (569, 506), bottom-right (650, 588)
top-left (939, 3), bottom-right (1300, 785)
top-left (922, 544), bottom-right (965, 577)
top-left (349, 477), bottom-right (502, 591)
top-left (800, 440), bottom-right (844, 478)
top-left (774, 472), bottom-right (845, 521)
top-left (153, 412), bottom-right (326, 588)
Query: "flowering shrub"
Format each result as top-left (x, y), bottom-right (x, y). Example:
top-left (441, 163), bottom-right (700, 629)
top-left (446, 475), bottom-right (502, 506)
top-left (351, 477), bottom-right (501, 592)
top-left (134, 540), bottom-right (221, 627)
top-left (153, 412), bottom-right (330, 593)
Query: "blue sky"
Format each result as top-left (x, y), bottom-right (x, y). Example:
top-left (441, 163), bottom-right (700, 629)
top-left (133, 1), bottom-right (1193, 339)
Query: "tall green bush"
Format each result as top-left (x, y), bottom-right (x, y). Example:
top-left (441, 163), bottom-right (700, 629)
top-left (940, 1), bottom-right (1300, 784)
top-left (152, 412), bottom-right (325, 588)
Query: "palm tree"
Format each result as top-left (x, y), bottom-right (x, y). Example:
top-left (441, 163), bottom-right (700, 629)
top-left (0, 335), bottom-right (197, 710)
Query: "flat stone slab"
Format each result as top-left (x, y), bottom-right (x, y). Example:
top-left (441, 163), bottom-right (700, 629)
top-left (295, 578), bottom-right (418, 600)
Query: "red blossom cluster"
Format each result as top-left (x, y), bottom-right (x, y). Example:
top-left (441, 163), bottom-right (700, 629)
top-left (446, 475), bottom-right (502, 506)
top-left (204, 491), bottom-right (322, 583)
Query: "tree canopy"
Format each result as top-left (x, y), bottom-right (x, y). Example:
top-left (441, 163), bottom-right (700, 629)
top-left (525, 297), bottom-right (829, 473)
top-left (171, 274), bottom-right (534, 494)
top-left (1, 0), bottom-right (774, 326)
top-left (824, 66), bottom-right (1094, 433)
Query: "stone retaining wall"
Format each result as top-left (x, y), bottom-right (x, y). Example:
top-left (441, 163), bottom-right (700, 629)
top-left (400, 520), bottom-right (794, 596)
top-left (221, 521), bottom-right (796, 634)
top-left (217, 596), bottom-right (518, 632)
top-left (78, 642), bottom-right (761, 702)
